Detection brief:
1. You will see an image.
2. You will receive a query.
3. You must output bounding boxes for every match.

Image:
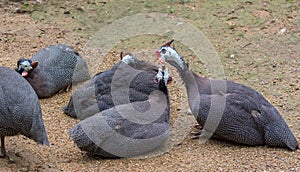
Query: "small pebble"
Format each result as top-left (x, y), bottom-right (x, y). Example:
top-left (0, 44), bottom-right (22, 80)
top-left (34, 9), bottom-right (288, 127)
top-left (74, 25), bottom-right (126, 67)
top-left (278, 28), bottom-right (286, 34)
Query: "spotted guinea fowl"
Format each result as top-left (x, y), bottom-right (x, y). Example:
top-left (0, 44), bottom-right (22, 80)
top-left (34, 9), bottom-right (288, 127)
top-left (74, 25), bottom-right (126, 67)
top-left (16, 44), bottom-right (90, 98)
top-left (0, 66), bottom-right (49, 158)
top-left (69, 65), bottom-right (172, 158)
top-left (155, 40), bottom-right (298, 150)
top-left (63, 53), bottom-right (160, 120)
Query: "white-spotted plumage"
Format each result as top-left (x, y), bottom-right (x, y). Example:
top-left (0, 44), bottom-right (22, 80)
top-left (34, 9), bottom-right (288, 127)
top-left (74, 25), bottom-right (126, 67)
top-left (156, 40), bottom-right (299, 150)
top-left (16, 44), bottom-right (90, 98)
top-left (68, 64), bottom-right (171, 158)
top-left (0, 66), bottom-right (49, 158)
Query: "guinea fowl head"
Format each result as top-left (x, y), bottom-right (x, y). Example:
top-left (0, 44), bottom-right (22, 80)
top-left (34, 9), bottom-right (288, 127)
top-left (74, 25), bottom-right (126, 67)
top-left (16, 58), bottom-right (38, 77)
top-left (155, 40), bottom-right (186, 71)
top-left (120, 52), bottom-right (139, 65)
top-left (155, 65), bottom-right (172, 86)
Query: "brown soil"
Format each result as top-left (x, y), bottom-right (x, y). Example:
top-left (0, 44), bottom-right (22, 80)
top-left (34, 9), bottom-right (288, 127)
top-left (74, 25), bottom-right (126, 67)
top-left (0, 0), bottom-right (299, 171)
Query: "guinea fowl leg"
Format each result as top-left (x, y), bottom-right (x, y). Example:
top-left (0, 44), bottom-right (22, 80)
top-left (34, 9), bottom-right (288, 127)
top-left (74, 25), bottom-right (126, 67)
top-left (0, 136), bottom-right (7, 158)
top-left (65, 84), bottom-right (72, 92)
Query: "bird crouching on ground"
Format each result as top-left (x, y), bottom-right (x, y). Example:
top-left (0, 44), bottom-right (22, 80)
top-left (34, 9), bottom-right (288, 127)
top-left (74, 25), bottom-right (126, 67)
top-left (69, 65), bottom-right (172, 158)
top-left (155, 40), bottom-right (298, 150)
top-left (16, 44), bottom-right (90, 98)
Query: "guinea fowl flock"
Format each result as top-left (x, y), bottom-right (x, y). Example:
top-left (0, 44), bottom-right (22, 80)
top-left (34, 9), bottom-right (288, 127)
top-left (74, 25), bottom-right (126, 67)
top-left (0, 40), bottom-right (298, 160)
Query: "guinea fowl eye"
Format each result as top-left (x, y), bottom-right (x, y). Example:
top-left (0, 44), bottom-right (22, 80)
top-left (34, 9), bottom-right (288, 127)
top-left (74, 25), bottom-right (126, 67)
top-left (161, 48), bottom-right (167, 54)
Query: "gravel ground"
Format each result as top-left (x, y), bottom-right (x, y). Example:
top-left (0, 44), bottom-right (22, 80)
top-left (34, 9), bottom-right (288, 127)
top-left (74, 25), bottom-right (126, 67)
top-left (0, 1), bottom-right (299, 171)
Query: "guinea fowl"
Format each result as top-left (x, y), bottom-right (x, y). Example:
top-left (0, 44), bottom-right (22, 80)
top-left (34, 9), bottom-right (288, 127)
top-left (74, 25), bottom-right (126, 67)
top-left (63, 53), bottom-right (161, 120)
top-left (69, 65), bottom-right (172, 158)
top-left (16, 44), bottom-right (90, 98)
top-left (0, 66), bottom-right (49, 158)
top-left (155, 40), bottom-right (299, 150)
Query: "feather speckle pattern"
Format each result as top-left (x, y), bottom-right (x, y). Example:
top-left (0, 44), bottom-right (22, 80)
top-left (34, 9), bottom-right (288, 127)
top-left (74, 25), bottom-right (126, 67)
top-left (17, 44), bottom-right (90, 98)
top-left (0, 66), bottom-right (49, 158)
top-left (156, 42), bottom-right (298, 150)
top-left (68, 61), bottom-right (171, 158)
top-left (63, 55), bottom-right (159, 120)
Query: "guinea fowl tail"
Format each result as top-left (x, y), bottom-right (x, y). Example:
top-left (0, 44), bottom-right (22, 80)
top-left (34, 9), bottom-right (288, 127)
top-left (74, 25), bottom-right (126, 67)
top-left (252, 106), bottom-right (298, 150)
top-left (62, 98), bottom-right (78, 118)
top-left (28, 112), bottom-right (50, 146)
top-left (265, 124), bottom-right (299, 151)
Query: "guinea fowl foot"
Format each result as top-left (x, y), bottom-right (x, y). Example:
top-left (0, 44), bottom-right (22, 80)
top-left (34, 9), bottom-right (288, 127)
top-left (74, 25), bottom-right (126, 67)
top-left (65, 84), bottom-right (72, 92)
top-left (0, 149), bottom-right (7, 159)
top-left (191, 131), bottom-right (201, 139)
top-left (59, 84), bottom-right (72, 94)
top-left (0, 153), bottom-right (10, 160)
top-left (0, 153), bottom-right (6, 158)
top-left (193, 124), bottom-right (203, 130)
top-left (191, 124), bottom-right (203, 139)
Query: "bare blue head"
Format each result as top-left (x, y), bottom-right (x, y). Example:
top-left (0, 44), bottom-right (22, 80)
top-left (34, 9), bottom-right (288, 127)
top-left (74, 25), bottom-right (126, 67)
top-left (16, 58), bottom-right (38, 77)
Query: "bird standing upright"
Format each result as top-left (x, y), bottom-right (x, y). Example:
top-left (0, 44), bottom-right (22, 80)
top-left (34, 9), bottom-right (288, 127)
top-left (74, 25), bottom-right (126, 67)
top-left (0, 66), bottom-right (49, 158)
